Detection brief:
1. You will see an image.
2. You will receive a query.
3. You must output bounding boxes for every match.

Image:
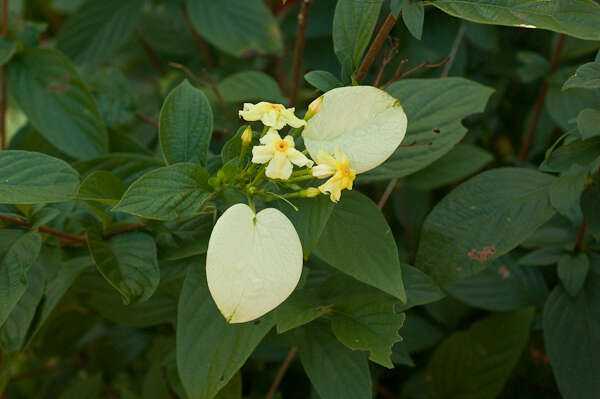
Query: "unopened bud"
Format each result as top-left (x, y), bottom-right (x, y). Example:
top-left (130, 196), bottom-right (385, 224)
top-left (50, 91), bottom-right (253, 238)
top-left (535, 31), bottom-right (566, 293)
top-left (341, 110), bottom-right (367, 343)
top-left (241, 126), bottom-right (253, 144)
top-left (301, 187), bottom-right (321, 198)
top-left (304, 96), bottom-right (323, 120)
top-left (311, 164), bottom-right (334, 179)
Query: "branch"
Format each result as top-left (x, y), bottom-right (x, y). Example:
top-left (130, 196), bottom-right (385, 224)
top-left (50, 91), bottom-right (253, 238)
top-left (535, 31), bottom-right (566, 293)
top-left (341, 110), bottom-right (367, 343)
top-left (441, 23), bottom-right (465, 78)
top-left (0, 214), bottom-right (144, 244)
top-left (380, 57), bottom-right (448, 89)
top-left (180, 3), bottom-right (215, 69)
top-left (575, 220), bottom-right (587, 252)
top-left (135, 111), bottom-right (158, 128)
top-left (373, 38), bottom-right (400, 88)
top-left (518, 34), bottom-right (566, 162)
top-left (1, 0), bottom-right (8, 151)
top-left (289, 0), bottom-right (314, 107)
top-left (265, 346), bottom-right (298, 399)
top-left (355, 12), bottom-right (397, 84)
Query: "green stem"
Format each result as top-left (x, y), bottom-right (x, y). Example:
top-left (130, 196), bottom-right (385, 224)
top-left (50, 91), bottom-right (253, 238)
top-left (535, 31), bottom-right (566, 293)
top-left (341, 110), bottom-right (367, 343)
top-left (261, 126), bottom-right (269, 137)
top-left (247, 196), bottom-right (256, 213)
top-left (252, 166), bottom-right (267, 185)
top-left (238, 142), bottom-right (249, 172)
top-left (291, 168), bottom-right (312, 177)
top-left (287, 175), bottom-right (314, 183)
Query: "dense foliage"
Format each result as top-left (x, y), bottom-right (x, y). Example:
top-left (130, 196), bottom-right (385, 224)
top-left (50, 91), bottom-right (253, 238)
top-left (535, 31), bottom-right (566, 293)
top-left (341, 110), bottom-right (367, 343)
top-left (0, 0), bottom-right (599, 398)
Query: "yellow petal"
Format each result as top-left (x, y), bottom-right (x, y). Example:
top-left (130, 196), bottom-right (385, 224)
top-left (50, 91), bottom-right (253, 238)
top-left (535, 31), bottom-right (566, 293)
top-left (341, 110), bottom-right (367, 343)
top-left (252, 145), bottom-right (274, 164)
top-left (286, 148), bottom-right (313, 168)
top-left (206, 204), bottom-right (303, 323)
top-left (266, 151), bottom-right (293, 179)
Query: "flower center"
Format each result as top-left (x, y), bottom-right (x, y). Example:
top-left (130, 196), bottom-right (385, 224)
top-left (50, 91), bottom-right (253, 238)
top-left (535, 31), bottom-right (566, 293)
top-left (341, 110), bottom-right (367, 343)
top-left (275, 140), bottom-right (289, 152)
top-left (338, 162), bottom-right (353, 177)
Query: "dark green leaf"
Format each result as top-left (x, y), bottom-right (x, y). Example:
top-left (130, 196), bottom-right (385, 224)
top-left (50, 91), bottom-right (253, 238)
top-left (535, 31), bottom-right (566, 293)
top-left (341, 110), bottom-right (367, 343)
top-left (363, 78), bottom-right (494, 182)
top-left (331, 295), bottom-right (405, 368)
top-left (297, 321), bottom-right (372, 399)
top-left (73, 154), bottom-right (163, 186)
top-left (540, 137), bottom-right (600, 173)
top-left (333, 0), bottom-right (384, 78)
top-left (563, 61), bottom-right (600, 90)
top-left (57, 0), bottom-right (142, 64)
top-left (445, 255), bottom-right (548, 310)
top-left (431, 0), bottom-right (600, 41)
top-left (517, 51), bottom-right (550, 83)
top-left (577, 108), bottom-right (600, 139)
top-left (218, 71), bottom-right (286, 103)
top-left (416, 168), bottom-right (556, 284)
top-left (159, 80), bottom-right (214, 166)
top-left (401, 312), bottom-right (444, 353)
top-left (405, 144), bottom-right (493, 190)
top-left (557, 253), bottom-right (589, 297)
top-left (518, 246), bottom-right (565, 266)
top-left (0, 230), bottom-right (41, 327)
top-left (427, 308), bottom-right (535, 399)
top-left (153, 213), bottom-right (214, 261)
top-left (59, 374), bottom-right (101, 399)
top-left (543, 274), bottom-right (600, 399)
top-left (546, 86), bottom-right (600, 131)
top-left (185, 0), bottom-right (282, 57)
top-left (176, 263), bottom-right (274, 399)
top-left (549, 165), bottom-right (588, 215)
top-left (397, 263), bottom-right (445, 312)
top-left (581, 181), bottom-right (600, 238)
top-left (0, 37), bottom-right (16, 66)
top-left (0, 151), bottom-right (80, 204)
top-left (274, 289), bottom-right (331, 334)
top-left (7, 48), bottom-right (108, 159)
top-left (78, 171), bottom-right (126, 205)
top-left (114, 163), bottom-right (213, 221)
top-left (221, 126), bottom-right (252, 165)
top-left (314, 191), bottom-right (406, 301)
top-left (84, 67), bottom-right (137, 127)
top-left (393, 0), bottom-right (425, 40)
top-left (304, 71), bottom-right (343, 92)
top-left (88, 231), bottom-right (159, 305)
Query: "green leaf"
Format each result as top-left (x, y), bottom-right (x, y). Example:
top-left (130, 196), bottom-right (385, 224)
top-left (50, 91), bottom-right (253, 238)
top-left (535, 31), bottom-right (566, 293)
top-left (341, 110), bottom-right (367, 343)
top-left (331, 295), bottom-right (405, 368)
top-left (143, 365), bottom-right (171, 399)
top-left (73, 154), bottom-right (163, 186)
top-left (221, 126), bottom-right (253, 166)
top-left (517, 51), bottom-right (550, 83)
top-left (0, 37), bottom-right (16, 66)
top-left (280, 197), bottom-right (335, 259)
top-left (314, 191), bottom-right (406, 301)
top-left (405, 144), bottom-right (493, 190)
top-left (431, 0), bottom-right (600, 41)
top-left (84, 67), bottom-right (137, 128)
top-left (176, 263), bottom-right (274, 399)
top-left (153, 213), bottom-right (214, 261)
top-left (159, 80), bottom-right (214, 166)
top-left (275, 289), bottom-right (331, 334)
top-left (397, 263), bottom-right (445, 312)
top-left (362, 78), bottom-right (494, 182)
top-left (114, 163), bottom-right (213, 221)
top-left (563, 61), bottom-right (600, 90)
top-left (185, 0), bottom-right (282, 57)
top-left (400, 312), bottom-right (444, 353)
top-left (59, 374), bottom-right (101, 399)
top-left (0, 151), bottom-right (80, 204)
top-left (88, 231), bottom-right (159, 305)
top-left (57, 0), bottom-right (141, 64)
top-left (416, 168), bottom-right (556, 284)
top-left (557, 253), bottom-right (589, 297)
top-left (543, 274), bottom-right (600, 399)
top-left (78, 171), bottom-right (126, 205)
top-left (577, 108), bottom-right (600, 139)
top-left (445, 255), bottom-right (548, 310)
top-left (0, 259), bottom-right (44, 352)
top-left (546, 86), bottom-right (600, 132)
top-left (218, 71), bottom-right (286, 103)
top-left (7, 48), bottom-right (108, 159)
top-left (214, 373), bottom-right (242, 399)
top-left (392, 0), bottom-right (425, 40)
top-left (540, 136), bottom-right (600, 173)
top-left (549, 165), bottom-right (588, 215)
top-left (297, 321), bottom-right (372, 399)
top-left (518, 246), bottom-right (565, 266)
top-left (0, 230), bottom-right (41, 329)
top-left (333, 0), bottom-right (384, 78)
top-left (427, 308), bottom-right (535, 399)
top-left (581, 182), bottom-right (600, 239)
top-left (304, 71), bottom-right (343, 92)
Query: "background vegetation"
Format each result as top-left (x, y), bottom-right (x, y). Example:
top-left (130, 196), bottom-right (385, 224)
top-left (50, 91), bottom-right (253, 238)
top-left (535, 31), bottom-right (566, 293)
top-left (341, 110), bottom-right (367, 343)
top-left (0, 0), bottom-right (599, 398)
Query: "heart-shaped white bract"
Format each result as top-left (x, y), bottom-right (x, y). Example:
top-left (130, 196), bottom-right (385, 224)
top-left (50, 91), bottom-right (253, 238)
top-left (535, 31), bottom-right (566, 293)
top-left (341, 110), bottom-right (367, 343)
top-left (206, 203), bottom-right (303, 323)
top-left (303, 86), bottom-right (408, 174)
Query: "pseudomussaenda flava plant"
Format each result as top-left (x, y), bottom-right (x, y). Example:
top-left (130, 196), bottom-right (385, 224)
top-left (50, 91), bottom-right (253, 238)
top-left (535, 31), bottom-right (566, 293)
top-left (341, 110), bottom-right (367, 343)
top-left (206, 85), bottom-right (407, 323)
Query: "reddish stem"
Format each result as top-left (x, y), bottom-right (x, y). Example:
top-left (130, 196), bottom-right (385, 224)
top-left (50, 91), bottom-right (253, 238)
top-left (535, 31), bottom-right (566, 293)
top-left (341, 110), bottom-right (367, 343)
top-left (265, 347), bottom-right (298, 399)
top-left (0, 0), bottom-right (8, 151)
top-left (354, 13), bottom-right (397, 84)
top-left (289, 0), bottom-right (314, 107)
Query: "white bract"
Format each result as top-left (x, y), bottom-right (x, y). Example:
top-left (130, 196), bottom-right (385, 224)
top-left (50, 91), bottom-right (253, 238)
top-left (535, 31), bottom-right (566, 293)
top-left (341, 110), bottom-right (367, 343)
top-left (206, 203), bottom-right (303, 323)
top-left (303, 86), bottom-right (408, 174)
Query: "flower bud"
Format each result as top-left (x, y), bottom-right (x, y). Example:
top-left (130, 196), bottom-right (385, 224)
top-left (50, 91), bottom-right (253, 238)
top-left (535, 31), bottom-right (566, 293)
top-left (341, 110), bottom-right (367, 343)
top-left (311, 164), bottom-right (334, 179)
top-left (241, 126), bottom-right (253, 144)
top-left (304, 96), bottom-right (323, 120)
top-left (301, 187), bottom-right (321, 198)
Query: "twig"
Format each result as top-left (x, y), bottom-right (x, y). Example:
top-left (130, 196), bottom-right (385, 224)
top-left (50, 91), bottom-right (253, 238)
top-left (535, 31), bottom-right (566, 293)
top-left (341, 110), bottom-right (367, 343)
top-left (180, 3), bottom-right (215, 68)
top-left (289, 0), bottom-right (314, 107)
top-left (373, 38), bottom-right (400, 87)
top-left (518, 34), bottom-right (565, 162)
top-left (0, 214), bottom-right (144, 244)
top-left (1, 0), bottom-right (8, 150)
top-left (441, 24), bottom-right (465, 77)
top-left (575, 220), bottom-right (587, 251)
top-left (377, 178), bottom-right (398, 210)
top-left (265, 346), bottom-right (298, 399)
top-left (135, 111), bottom-right (158, 128)
top-left (377, 385), bottom-right (400, 399)
top-left (355, 12), bottom-right (397, 84)
top-left (380, 57), bottom-right (448, 89)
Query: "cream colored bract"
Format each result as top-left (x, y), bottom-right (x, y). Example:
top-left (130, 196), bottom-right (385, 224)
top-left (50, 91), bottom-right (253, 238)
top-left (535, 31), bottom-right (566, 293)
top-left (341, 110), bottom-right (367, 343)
top-left (206, 203), bottom-right (303, 323)
top-left (303, 86), bottom-right (408, 174)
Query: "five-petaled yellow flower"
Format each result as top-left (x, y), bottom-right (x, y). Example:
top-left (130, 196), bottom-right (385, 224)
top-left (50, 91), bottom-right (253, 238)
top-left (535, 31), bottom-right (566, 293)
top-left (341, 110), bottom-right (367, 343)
top-left (239, 102), bottom-right (307, 130)
top-left (312, 149), bottom-right (356, 202)
top-left (252, 129), bottom-right (313, 180)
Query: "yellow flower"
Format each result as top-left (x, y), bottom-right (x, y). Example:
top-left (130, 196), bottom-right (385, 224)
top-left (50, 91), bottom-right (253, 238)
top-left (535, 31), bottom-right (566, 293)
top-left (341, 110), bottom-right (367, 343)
top-left (252, 129), bottom-right (313, 180)
top-left (312, 149), bottom-right (356, 202)
top-left (239, 102), bottom-right (307, 130)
